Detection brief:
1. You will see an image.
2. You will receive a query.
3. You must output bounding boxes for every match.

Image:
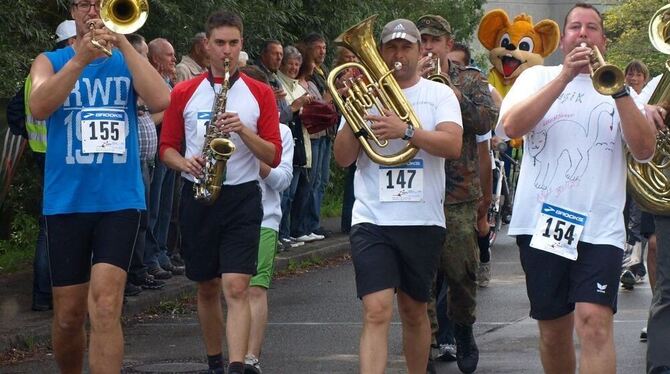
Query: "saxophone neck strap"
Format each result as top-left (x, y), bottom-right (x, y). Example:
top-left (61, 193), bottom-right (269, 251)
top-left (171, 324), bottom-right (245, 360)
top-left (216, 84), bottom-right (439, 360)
top-left (207, 68), bottom-right (241, 92)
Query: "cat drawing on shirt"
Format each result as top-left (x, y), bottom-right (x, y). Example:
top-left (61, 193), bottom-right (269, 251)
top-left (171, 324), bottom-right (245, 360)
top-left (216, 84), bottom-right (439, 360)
top-left (527, 102), bottom-right (615, 190)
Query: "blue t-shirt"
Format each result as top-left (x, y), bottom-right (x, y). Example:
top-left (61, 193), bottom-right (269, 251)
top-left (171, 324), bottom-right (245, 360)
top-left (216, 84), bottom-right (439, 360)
top-left (42, 46), bottom-right (145, 214)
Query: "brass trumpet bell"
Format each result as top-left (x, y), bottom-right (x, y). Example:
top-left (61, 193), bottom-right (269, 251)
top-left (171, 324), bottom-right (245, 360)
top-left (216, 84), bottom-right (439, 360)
top-left (101, 0), bottom-right (149, 34)
top-left (587, 44), bottom-right (625, 96)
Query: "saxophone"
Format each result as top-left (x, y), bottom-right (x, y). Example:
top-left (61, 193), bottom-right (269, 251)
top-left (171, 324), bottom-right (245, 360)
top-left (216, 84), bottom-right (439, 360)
top-left (193, 58), bottom-right (237, 204)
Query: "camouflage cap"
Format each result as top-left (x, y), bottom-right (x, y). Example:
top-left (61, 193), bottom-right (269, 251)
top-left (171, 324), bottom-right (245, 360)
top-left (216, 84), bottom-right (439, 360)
top-left (417, 15), bottom-right (452, 37)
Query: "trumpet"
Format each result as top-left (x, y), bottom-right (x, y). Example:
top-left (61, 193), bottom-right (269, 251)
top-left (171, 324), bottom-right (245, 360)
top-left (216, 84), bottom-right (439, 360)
top-left (582, 42), bottom-right (624, 95)
top-left (89, 0), bottom-right (149, 56)
top-left (425, 52), bottom-right (453, 87)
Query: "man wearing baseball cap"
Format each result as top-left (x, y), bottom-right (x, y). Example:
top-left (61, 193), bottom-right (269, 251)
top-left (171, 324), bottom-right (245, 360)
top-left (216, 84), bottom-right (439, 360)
top-left (334, 17), bottom-right (464, 374)
top-left (55, 20), bottom-right (77, 48)
top-left (416, 14), bottom-right (498, 374)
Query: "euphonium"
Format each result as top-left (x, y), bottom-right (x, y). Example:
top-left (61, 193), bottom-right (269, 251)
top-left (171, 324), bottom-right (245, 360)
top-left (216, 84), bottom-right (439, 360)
top-left (425, 52), bottom-right (453, 87)
top-left (327, 15), bottom-right (421, 166)
top-left (626, 4), bottom-right (670, 215)
top-left (583, 42), bottom-right (625, 95)
top-left (89, 0), bottom-right (149, 56)
top-left (193, 58), bottom-right (237, 204)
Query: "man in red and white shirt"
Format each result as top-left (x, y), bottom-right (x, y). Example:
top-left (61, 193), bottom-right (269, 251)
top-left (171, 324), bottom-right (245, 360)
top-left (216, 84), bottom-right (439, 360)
top-left (159, 10), bottom-right (281, 374)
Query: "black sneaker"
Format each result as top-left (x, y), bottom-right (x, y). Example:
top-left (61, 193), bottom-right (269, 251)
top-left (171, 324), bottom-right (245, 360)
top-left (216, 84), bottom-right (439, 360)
top-left (148, 266), bottom-right (172, 280)
top-left (137, 275), bottom-right (165, 290)
top-left (621, 269), bottom-right (636, 290)
top-left (162, 262), bottom-right (185, 276)
top-left (436, 343), bottom-right (457, 362)
top-left (124, 281), bottom-right (142, 297)
top-left (454, 323), bottom-right (479, 373)
top-left (641, 327), bottom-right (648, 342)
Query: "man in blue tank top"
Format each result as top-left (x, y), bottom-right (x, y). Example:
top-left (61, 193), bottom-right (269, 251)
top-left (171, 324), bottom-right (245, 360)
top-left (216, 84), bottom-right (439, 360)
top-left (28, 1), bottom-right (169, 372)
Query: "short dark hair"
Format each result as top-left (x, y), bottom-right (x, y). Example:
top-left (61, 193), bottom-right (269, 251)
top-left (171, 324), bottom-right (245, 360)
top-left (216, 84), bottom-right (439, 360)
top-left (451, 42), bottom-right (471, 66)
top-left (625, 59), bottom-right (650, 81)
top-left (126, 33), bottom-right (146, 50)
top-left (261, 39), bottom-right (282, 55)
top-left (302, 32), bottom-right (326, 46)
top-left (563, 3), bottom-right (604, 31)
top-left (205, 10), bottom-right (243, 37)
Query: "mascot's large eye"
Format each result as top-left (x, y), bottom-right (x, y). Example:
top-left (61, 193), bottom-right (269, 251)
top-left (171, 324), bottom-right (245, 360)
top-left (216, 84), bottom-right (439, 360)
top-left (519, 37), bottom-right (534, 52)
top-left (500, 33), bottom-right (511, 48)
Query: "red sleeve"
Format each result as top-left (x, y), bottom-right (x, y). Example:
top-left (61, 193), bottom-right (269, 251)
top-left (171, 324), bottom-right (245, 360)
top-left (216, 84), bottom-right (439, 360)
top-left (159, 75), bottom-right (205, 160)
top-left (241, 74), bottom-right (282, 167)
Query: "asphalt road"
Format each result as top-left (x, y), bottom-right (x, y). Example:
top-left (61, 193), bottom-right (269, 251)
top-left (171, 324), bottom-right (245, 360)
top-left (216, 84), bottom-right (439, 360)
top-left (2, 228), bottom-right (652, 373)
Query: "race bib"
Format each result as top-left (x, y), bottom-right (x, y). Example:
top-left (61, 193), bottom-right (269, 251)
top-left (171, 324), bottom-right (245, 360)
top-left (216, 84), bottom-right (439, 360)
top-left (379, 159), bottom-right (424, 202)
top-left (80, 108), bottom-right (127, 154)
top-left (530, 203), bottom-right (588, 261)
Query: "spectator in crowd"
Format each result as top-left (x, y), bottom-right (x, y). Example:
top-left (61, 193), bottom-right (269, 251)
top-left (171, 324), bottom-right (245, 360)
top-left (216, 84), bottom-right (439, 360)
top-left (123, 33), bottom-right (166, 296)
top-left (256, 40), bottom-right (293, 124)
top-left (239, 51), bottom-right (249, 67)
top-left (175, 32), bottom-right (209, 83)
top-left (144, 38), bottom-right (185, 280)
top-left (277, 46), bottom-right (317, 248)
top-left (624, 59), bottom-right (649, 95)
top-left (302, 32), bottom-right (335, 240)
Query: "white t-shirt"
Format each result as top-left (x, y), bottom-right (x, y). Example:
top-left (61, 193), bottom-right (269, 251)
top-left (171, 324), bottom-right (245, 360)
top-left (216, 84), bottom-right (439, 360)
top-left (496, 65), bottom-right (644, 249)
top-left (342, 78), bottom-right (463, 227)
top-left (260, 124), bottom-right (293, 231)
top-left (635, 74), bottom-right (662, 104)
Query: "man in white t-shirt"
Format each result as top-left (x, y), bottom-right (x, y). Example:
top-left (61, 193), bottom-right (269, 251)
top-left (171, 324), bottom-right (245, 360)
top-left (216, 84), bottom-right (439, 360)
top-left (333, 18), bottom-right (463, 374)
top-left (495, 4), bottom-right (656, 374)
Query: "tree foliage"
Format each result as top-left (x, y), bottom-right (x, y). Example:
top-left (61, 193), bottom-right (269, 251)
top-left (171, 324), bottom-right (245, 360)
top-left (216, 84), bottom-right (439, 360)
top-left (604, 0), bottom-right (668, 76)
top-left (0, 0), bottom-right (484, 98)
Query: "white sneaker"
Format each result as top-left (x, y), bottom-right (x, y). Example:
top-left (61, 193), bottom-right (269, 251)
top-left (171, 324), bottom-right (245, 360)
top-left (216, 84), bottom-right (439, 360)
top-left (296, 233), bottom-right (325, 242)
top-left (244, 354), bottom-right (262, 373)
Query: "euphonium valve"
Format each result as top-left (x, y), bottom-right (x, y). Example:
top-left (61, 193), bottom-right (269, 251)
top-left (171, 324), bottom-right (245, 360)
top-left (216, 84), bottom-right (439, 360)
top-left (327, 15), bottom-right (422, 166)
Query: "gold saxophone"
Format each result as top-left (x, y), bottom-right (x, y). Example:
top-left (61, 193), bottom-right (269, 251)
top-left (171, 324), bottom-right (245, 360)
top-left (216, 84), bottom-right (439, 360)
top-left (193, 58), bottom-right (237, 204)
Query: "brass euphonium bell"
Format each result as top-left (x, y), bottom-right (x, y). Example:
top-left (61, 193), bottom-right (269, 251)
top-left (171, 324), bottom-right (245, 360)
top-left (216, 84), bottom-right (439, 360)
top-left (90, 0), bottom-right (149, 56)
top-left (584, 42), bottom-right (625, 96)
top-left (627, 4), bottom-right (670, 215)
top-left (327, 15), bottom-right (422, 166)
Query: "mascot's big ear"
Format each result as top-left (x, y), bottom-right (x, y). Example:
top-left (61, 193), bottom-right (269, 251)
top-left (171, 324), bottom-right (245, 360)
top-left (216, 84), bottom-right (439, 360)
top-left (478, 9), bottom-right (511, 50)
top-left (534, 19), bottom-right (560, 57)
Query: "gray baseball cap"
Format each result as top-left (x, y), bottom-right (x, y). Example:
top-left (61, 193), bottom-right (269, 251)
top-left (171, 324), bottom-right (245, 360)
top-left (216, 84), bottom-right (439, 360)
top-left (380, 19), bottom-right (420, 44)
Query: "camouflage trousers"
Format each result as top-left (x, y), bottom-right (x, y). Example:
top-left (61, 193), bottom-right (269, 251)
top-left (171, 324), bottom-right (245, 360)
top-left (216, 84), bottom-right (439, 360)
top-left (428, 201), bottom-right (479, 339)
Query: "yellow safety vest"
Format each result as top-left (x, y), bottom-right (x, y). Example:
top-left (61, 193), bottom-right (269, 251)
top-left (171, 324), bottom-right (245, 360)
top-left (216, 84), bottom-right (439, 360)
top-left (24, 76), bottom-right (47, 153)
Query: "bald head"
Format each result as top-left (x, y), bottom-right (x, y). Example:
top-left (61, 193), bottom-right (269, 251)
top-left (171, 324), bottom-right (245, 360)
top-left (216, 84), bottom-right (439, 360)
top-left (148, 38), bottom-right (176, 78)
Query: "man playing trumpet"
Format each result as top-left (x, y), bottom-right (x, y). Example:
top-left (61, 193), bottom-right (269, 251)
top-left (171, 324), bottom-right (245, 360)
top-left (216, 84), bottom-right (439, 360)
top-left (496, 3), bottom-right (656, 374)
top-left (28, 1), bottom-right (169, 372)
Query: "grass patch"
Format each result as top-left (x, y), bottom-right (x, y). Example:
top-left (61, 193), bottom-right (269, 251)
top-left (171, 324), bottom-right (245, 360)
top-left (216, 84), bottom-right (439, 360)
top-left (0, 211), bottom-right (38, 274)
top-left (142, 293), bottom-right (197, 317)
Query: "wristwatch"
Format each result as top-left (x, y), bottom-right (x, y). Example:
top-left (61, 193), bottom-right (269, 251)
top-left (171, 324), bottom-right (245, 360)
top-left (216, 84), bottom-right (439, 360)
top-left (611, 84), bottom-right (631, 99)
top-left (402, 124), bottom-right (415, 140)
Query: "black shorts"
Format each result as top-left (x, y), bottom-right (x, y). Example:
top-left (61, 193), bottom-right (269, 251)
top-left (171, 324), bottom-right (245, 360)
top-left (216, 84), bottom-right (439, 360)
top-left (517, 235), bottom-right (623, 320)
top-left (45, 209), bottom-right (141, 287)
top-left (180, 180), bottom-right (262, 282)
top-left (350, 223), bottom-right (445, 302)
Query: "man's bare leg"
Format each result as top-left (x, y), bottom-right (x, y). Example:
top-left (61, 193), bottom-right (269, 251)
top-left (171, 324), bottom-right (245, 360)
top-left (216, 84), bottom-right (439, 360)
top-left (52, 283), bottom-right (89, 374)
top-left (537, 313), bottom-right (576, 374)
top-left (196, 278), bottom-right (225, 356)
top-left (247, 286), bottom-right (268, 358)
top-left (221, 273), bottom-right (252, 363)
top-left (397, 290), bottom-right (431, 374)
top-left (575, 302), bottom-right (615, 374)
top-left (88, 263), bottom-right (128, 373)
top-left (360, 288), bottom-right (394, 374)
